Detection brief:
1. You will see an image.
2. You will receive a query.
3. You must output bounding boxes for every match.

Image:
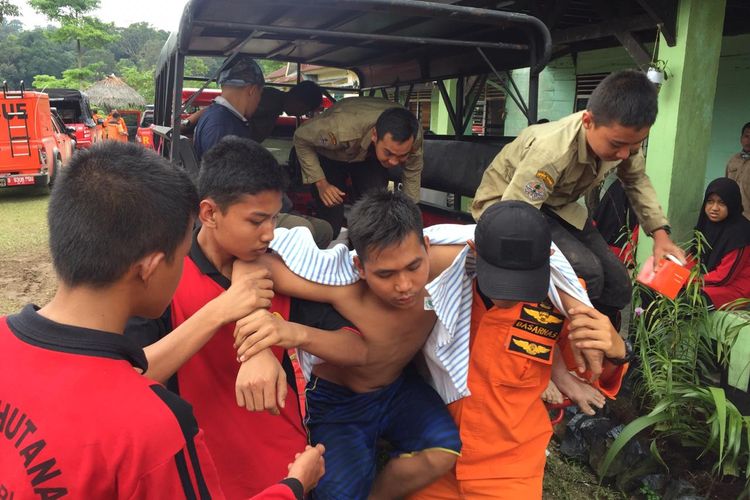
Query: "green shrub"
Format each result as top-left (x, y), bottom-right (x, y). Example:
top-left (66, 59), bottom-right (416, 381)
top-left (601, 231), bottom-right (750, 482)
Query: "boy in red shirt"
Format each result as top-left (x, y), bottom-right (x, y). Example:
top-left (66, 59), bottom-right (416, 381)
top-left (125, 136), bottom-right (353, 499)
top-left (0, 141), bottom-right (323, 499)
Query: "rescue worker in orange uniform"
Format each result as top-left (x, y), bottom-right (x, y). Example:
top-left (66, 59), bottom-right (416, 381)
top-left (104, 110), bottom-right (129, 142)
top-left (412, 201), bottom-right (631, 499)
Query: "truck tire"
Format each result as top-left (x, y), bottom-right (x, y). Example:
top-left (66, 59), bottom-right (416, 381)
top-left (49, 155), bottom-right (62, 189)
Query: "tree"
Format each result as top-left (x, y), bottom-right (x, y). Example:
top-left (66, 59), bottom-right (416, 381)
top-left (0, 25), bottom-right (75, 87)
top-left (29, 0), bottom-right (119, 69)
top-left (0, 0), bottom-right (19, 23)
top-left (115, 22), bottom-right (167, 65)
top-left (117, 59), bottom-right (155, 102)
top-left (33, 65), bottom-right (97, 90)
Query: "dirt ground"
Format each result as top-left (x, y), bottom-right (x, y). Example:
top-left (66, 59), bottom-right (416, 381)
top-left (0, 186), bottom-right (627, 499)
top-left (0, 187), bottom-right (57, 315)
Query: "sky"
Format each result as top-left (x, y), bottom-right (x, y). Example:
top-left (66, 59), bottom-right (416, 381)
top-left (12, 0), bottom-right (189, 32)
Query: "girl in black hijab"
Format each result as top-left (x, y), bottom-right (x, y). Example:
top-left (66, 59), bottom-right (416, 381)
top-left (693, 178), bottom-right (750, 309)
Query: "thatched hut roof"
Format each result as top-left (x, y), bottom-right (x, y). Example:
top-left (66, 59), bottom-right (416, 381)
top-left (86, 74), bottom-right (145, 111)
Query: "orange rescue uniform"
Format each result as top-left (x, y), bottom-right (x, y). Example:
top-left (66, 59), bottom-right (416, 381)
top-left (104, 116), bottom-right (128, 142)
top-left (413, 284), bottom-right (626, 499)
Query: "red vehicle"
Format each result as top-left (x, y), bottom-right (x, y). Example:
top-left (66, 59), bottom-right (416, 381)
top-left (1, 83), bottom-right (75, 188)
top-left (135, 88), bottom-right (332, 149)
top-left (117, 109), bottom-right (142, 141)
top-left (45, 89), bottom-right (100, 149)
top-left (135, 106), bottom-right (155, 149)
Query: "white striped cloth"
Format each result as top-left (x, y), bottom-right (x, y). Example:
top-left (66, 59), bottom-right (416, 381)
top-left (269, 224), bottom-right (591, 403)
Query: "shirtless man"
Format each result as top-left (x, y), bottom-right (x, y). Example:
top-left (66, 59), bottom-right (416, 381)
top-left (234, 191), bottom-right (460, 500)
top-left (233, 190), bottom-right (618, 498)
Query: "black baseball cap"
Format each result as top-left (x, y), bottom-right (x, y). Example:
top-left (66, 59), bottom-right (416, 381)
top-left (218, 55), bottom-right (265, 87)
top-left (474, 201), bottom-right (551, 302)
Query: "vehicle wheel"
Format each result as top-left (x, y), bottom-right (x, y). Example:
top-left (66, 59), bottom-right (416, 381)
top-left (49, 156), bottom-right (62, 189)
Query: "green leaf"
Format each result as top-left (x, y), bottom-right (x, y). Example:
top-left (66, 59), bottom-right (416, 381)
top-left (709, 387), bottom-right (728, 462)
top-left (649, 440), bottom-right (669, 473)
top-left (599, 410), bottom-right (670, 479)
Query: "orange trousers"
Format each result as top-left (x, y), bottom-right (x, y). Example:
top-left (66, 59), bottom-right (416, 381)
top-left (410, 470), bottom-right (543, 499)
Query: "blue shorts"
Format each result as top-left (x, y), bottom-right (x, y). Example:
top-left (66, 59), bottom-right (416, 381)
top-left (305, 368), bottom-right (461, 500)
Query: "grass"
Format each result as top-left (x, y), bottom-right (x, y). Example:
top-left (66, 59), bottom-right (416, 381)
top-left (544, 439), bottom-right (626, 500)
top-left (0, 186), bottom-right (50, 255)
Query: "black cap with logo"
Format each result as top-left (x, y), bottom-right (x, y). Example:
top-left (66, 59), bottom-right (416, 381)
top-left (474, 201), bottom-right (551, 302)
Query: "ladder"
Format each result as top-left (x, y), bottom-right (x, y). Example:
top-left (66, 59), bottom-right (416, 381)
top-left (2, 81), bottom-right (31, 158)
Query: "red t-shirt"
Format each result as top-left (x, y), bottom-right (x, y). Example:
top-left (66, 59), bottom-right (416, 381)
top-left (171, 256), bottom-right (306, 499)
top-left (0, 305), bottom-right (300, 500)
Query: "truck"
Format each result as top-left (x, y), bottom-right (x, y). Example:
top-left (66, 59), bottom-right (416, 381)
top-left (45, 89), bottom-right (101, 149)
top-left (151, 0), bottom-right (551, 223)
top-left (1, 83), bottom-right (75, 188)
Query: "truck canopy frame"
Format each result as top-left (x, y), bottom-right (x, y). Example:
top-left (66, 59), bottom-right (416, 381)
top-left (154, 0), bottom-right (551, 158)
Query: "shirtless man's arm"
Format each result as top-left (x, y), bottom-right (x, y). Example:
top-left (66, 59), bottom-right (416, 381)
top-left (231, 255), bottom-right (369, 411)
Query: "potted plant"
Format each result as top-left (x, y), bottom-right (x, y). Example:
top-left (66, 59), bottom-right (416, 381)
top-left (646, 59), bottom-right (669, 85)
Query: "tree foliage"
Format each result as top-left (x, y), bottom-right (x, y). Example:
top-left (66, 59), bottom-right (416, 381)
top-left (1, 17), bottom-right (169, 100)
top-left (0, 0), bottom-right (20, 23)
top-left (1, 17), bottom-right (289, 105)
top-left (0, 22), bottom-right (75, 88)
top-left (33, 64), bottom-right (98, 90)
top-left (29, 0), bottom-right (119, 68)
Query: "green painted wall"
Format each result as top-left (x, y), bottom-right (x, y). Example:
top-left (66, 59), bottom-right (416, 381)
top-left (576, 46), bottom-right (642, 74)
top-left (430, 80), bottom-right (454, 135)
top-left (642, 0), bottom-right (726, 248)
top-left (705, 34), bottom-right (750, 185)
top-left (504, 55), bottom-right (577, 135)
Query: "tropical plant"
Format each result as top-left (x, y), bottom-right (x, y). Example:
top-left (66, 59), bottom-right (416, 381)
top-left (601, 231), bottom-right (750, 482)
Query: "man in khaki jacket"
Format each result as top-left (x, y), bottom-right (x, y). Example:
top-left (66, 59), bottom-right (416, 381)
top-left (293, 97), bottom-right (423, 237)
top-left (725, 121), bottom-right (750, 220)
top-left (472, 70), bottom-right (684, 318)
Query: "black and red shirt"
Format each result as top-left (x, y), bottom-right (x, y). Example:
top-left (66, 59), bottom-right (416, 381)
top-left (0, 305), bottom-right (302, 499)
top-left (125, 231), bottom-right (352, 499)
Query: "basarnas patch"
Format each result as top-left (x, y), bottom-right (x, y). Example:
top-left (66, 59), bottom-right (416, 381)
top-left (507, 335), bottom-right (553, 363)
top-left (512, 303), bottom-right (565, 340)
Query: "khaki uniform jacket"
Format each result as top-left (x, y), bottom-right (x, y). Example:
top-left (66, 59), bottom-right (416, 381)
top-left (293, 97), bottom-right (423, 201)
top-left (471, 111), bottom-right (669, 233)
top-left (726, 152), bottom-right (750, 220)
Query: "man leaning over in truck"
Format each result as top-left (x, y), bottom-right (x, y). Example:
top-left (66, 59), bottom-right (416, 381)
top-left (292, 96), bottom-right (423, 238)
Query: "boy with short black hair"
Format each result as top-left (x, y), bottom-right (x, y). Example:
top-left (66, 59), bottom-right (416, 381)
top-left (472, 69), bottom-right (684, 320)
top-left (0, 141), bottom-right (323, 498)
top-left (234, 190), bottom-right (461, 500)
top-left (125, 136), bottom-right (349, 499)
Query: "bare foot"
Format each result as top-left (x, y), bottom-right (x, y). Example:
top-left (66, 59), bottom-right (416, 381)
top-left (541, 380), bottom-right (564, 405)
top-left (552, 371), bottom-right (606, 416)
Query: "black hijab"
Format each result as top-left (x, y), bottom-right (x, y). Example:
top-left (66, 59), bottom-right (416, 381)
top-left (695, 178), bottom-right (750, 271)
